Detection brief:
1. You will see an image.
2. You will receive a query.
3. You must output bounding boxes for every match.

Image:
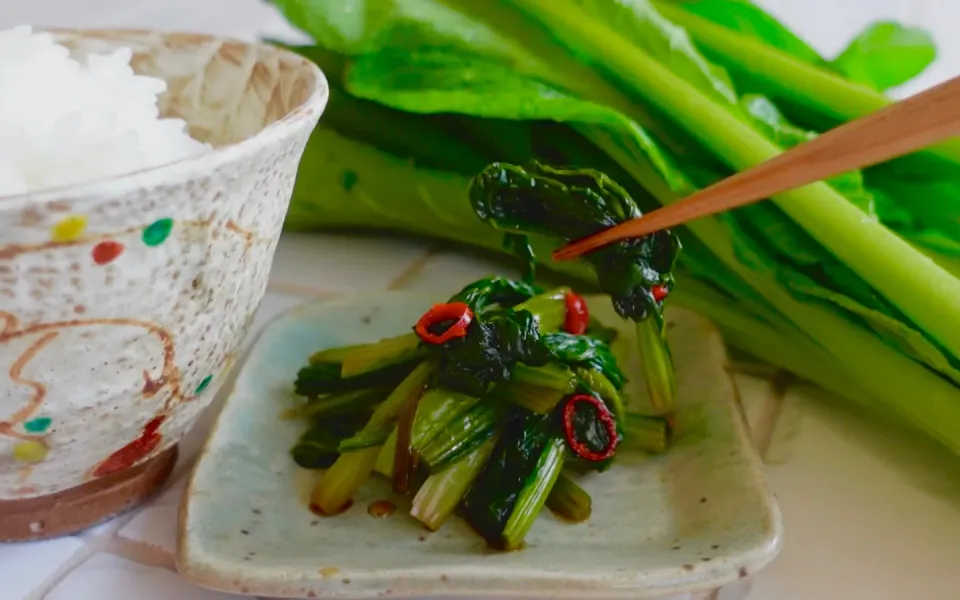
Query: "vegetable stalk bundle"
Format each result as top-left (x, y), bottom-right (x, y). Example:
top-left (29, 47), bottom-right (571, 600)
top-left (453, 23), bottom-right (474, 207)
top-left (272, 0), bottom-right (960, 453)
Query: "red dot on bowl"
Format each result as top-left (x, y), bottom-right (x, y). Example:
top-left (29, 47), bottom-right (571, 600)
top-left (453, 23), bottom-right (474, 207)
top-left (92, 240), bottom-right (125, 265)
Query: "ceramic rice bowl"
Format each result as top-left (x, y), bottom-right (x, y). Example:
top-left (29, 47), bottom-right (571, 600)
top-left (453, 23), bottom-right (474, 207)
top-left (0, 29), bottom-right (327, 541)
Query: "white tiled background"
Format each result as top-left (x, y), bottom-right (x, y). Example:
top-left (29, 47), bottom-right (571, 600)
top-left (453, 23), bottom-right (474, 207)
top-left (3, 1), bottom-right (960, 599)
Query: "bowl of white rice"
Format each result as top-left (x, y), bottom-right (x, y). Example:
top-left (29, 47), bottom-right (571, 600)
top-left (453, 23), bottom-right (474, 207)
top-left (0, 25), bottom-right (327, 541)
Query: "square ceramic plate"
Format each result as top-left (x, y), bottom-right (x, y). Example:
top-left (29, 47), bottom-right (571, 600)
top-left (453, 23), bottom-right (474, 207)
top-left (178, 291), bottom-right (781, 599)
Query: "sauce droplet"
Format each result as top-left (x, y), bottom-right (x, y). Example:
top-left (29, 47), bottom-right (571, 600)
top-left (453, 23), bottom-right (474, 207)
top-left (367, 500), bottom-right (396, 519)
top-left (309, 500), bottom-right (353, 517)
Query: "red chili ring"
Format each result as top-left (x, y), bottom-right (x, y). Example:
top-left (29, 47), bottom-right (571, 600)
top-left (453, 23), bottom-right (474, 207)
top-left (564, 291), bottom-right (589, 335)
top-left (651, 284), bottom-right (670, 303)
top-left (561, 394), bottom-right (619, 462)
top-left (414, 302), bottom-right (474, 345)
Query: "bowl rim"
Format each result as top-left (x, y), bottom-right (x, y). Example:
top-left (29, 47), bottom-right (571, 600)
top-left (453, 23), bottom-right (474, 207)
top-left (0, 28), bottom-right (329, 213)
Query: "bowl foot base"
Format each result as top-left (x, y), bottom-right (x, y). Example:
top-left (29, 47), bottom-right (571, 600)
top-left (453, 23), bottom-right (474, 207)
top-left (0, 444), bottom-right (178, 542)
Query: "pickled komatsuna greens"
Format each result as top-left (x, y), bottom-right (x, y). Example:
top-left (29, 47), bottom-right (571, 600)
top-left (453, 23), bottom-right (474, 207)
top-left (470, 162), bottom-right (682, 413)
top-left (286, 274), bottom-right (673, 550)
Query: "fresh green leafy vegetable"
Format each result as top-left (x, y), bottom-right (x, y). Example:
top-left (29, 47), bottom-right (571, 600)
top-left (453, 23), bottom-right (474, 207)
top-left (270, 0), bottom-right (960, 454)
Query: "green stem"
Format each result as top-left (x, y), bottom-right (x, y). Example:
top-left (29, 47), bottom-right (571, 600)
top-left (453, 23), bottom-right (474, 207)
top-left (374, 388), bottom-right (479, 477)
top-left (420, 401), bottom-right (510, 471)
top-left (635, 318), bottom-right (675, 413)
top-left (410, 435), bottom-right (499, 531)
top-left (489, 380), bottom-right (568, 413)
top-left (622, 413), bottom-right (671, 454)
top-left (501, 437), bottom-right (565, 551)
top-left (545, 472), bottom-right (592, 522)
top-left (511, 364), bottom-right (577, 391)
top-left (340, 333), bottom-right (424, 378)
top-left (310, 361), bottom-right (432, 514)
top-left (653, 1), bottom-right (960, 164)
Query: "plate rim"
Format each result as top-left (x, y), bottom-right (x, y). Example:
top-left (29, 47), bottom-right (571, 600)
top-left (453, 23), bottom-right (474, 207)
top-left (176, 291), bottom-right (783, 599)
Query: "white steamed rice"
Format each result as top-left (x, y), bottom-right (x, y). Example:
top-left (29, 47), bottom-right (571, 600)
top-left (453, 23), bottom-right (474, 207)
top-left (0, 25), bottom-right (211, 197)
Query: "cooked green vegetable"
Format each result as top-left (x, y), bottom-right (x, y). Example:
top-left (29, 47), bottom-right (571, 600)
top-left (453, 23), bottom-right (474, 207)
top-left (470, 161), bottom-right (679, 410)
top-left (411, 435), bottom-right (499, 531)
top-left (290, 410), bottom-right (375, 469)
top-left (622, 413), bottom-right (672, 454)
top-left (282, 387), bottom-right (389, 421)
top-left (294, 360), bottom-right (419, 396)
top-left (461, 412), bottom-right (565, 550)
top-left (288, 272), bottom-right (652, 549)
top-left (271, 0), bottom-right (960, 453)
top-left (420, 401), bottom-right (512, 472)
top-left (310, 360), bottom-right (432, 514)
top-left (545, 471), bottom-right (592, 522)
top-left (340, 333), bottom-right (424, 377)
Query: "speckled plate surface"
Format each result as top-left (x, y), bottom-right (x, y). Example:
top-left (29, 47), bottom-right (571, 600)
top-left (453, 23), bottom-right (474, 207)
top-left (177, 291), bottom-right (782, 599)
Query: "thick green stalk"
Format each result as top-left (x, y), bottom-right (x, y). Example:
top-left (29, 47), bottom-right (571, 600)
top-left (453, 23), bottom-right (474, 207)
top-left (621, 414), bottom-right (671, 454)
top-left (653, 1), bottom-right (960, 163)
top-left (410, 435), bottom-right (499, 531)
top-left (501, 437), bottom-right (566, 551)
top-left (634, 319), bottom-right (675, 414)
top-left (545, 472), bottom-right (592, 522)
top-left (420, 402), bottom-right (509, 471)
top-left (514, 0), bottom-right (960, 361)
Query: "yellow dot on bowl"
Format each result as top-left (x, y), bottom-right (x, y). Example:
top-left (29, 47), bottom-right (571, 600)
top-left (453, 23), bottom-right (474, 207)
top-left (51, 215), bottom-right (88, 242)
top-left (13, 440), bottom-right (48, 463)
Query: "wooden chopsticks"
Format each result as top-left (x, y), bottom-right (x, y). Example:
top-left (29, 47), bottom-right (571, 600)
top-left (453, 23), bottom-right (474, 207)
top-left (554, 73), bottom-right (960, 261)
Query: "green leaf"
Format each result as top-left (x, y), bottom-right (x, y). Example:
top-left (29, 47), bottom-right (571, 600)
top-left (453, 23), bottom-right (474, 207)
top-left (271, 0), bottom-right (529, 61)
top-left (343, 45), bottom-right (696, 211)
top-left (346, 48), bottom-right (626, 124)
top-left (830, 21), bottom-right (936, 91)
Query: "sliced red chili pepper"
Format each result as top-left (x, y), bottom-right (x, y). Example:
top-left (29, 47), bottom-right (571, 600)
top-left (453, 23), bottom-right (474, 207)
top-left (651, 284), bottom-right (670, 303)
top-left (414, 302), bottom-right (474, 345)
top-left (561, 394), bottom-right (619, 462)
top-left (564, 291), bottom-right (589, 335)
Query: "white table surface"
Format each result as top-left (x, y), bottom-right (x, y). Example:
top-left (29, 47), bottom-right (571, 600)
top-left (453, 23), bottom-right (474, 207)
top-left (3, 1), bottom-right (960, 599)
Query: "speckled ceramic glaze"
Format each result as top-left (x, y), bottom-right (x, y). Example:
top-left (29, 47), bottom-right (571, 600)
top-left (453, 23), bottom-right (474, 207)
top-left (179, 292), bottom-right (782, 599)
top-left (0, 30), bottom-right (327, 502)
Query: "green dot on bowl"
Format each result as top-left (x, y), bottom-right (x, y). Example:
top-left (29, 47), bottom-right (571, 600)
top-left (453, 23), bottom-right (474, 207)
top-left (195, 374), bottom-right (213, 395)
top-left (23, 416), bottom-right (52, 433)
top-left (143, 218), bottom-right (174, 246)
